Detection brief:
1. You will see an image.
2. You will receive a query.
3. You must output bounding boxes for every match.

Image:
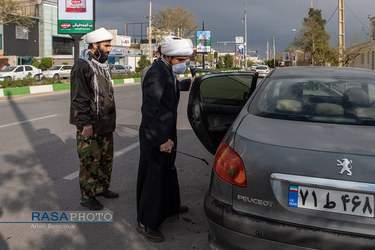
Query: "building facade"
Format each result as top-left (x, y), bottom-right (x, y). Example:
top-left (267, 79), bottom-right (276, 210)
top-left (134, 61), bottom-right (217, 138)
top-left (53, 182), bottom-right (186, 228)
top-left (348, 40), bottom-right (375, 70)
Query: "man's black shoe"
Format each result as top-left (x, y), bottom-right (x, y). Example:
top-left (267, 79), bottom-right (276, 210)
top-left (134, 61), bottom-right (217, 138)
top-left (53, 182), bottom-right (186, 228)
top-left (136, 223), bottom-right (164, 242)
top-left (178, 205), bottom-right (189, 214)
top-left (80, 198), bottom-right (103, 210)
top-left (96, 189), bottom-right (119, 198)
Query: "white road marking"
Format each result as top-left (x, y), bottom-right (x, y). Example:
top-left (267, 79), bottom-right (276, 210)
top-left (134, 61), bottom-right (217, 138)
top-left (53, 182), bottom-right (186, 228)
top-left (0, 114), bottom-right (59, 129)
top-left (63, 141), bottom-right (140, 180)
top-left (114, 141), bottom-right (140, 158)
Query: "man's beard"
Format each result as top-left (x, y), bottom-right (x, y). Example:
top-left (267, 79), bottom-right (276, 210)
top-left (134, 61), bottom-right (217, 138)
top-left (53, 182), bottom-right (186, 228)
top-left (94, 47), bottom-right (109, 63)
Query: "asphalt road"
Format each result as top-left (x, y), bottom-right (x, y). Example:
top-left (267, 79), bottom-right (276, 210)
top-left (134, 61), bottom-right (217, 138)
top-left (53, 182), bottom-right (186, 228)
top-left (0, 84), bottom-right (214, 250)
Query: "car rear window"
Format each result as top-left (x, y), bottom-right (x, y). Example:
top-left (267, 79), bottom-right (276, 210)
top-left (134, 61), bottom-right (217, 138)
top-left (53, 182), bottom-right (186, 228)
top-left (250, 78), bottom-right (375, 126)
top-left (256, 66), bottom-right (268, 70)
top-left (1, 66), bottom-right (16, 72)
top-left (200, 75), bottom-right (254, 106)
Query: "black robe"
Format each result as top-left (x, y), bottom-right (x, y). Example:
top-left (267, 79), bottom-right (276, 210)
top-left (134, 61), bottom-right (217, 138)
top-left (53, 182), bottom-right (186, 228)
top-left (137, 59), bottom-right (181, 229)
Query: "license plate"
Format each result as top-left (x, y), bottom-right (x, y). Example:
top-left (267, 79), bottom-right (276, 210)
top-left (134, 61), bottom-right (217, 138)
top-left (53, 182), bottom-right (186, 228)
top-left (288, 185), bottom-right (374, 217)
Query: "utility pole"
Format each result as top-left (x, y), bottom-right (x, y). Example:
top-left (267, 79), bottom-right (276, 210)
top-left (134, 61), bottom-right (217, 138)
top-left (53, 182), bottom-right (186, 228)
top-left (202, 22), bottom-right (205, 69)
top-left (338, 0), bottom-right (345, 66)
top-left (273, 37), bottom-right (276, 68)
top-left (266, 41), bottom-right (269, 61)
top-left (148, 1), bottom-right (152, 63)
top-left (244, 2), bottom-right (247, 69)
top-left (311, 0), bottom-right (314, 9)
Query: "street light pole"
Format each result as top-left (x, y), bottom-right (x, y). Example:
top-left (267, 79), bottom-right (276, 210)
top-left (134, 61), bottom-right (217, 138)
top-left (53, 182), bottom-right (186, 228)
top-left (338, 0), bottom-right (345, 66)
top-left (244, 2), bottom-right (247, 69)
top-left (273, 37), bottom-right (276, 68)
top-left (148, 1), bottom-right (152, 63)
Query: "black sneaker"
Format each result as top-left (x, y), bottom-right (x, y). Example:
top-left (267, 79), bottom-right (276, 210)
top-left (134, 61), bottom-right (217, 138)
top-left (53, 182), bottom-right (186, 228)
top-left (96, 189), bottom-right (119, 198)
top-left (136, 223), bottom-right (164, 242)
top-left (80, 198), bottom-right (103, 210)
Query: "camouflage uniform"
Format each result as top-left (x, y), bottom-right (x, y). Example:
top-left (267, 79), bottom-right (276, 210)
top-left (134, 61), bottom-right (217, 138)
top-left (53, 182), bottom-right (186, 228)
top-left (70, 49), bottom-right (116, 202)
top-left (77, 131), bottom-right (114, 199)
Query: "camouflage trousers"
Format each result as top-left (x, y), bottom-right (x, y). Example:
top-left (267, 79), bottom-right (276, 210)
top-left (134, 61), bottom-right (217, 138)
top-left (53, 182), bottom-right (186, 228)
top-left (76, 131), bottom-right (114, 199)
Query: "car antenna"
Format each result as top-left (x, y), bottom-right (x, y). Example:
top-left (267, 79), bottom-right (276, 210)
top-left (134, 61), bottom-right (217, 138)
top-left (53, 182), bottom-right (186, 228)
top-left (173, 148), bottom-right (209, 166)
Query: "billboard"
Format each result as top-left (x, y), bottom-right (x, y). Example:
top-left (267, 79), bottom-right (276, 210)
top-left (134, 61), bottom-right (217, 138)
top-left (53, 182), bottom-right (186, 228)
top-left (237, 44), bottom-right (244, 55)
top-left (282, 52), bottom-right (290, 62)
top-left (58, 0), bottom-right (94, 34)
top-left (196, 31), bottom-right (211, 53)
top-left (235, 36), bottom-right (244, 44)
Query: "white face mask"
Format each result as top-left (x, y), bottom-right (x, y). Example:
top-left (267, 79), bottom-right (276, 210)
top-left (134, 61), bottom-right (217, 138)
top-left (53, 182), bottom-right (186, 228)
top-left (172, 62), bottom-right (186, 74)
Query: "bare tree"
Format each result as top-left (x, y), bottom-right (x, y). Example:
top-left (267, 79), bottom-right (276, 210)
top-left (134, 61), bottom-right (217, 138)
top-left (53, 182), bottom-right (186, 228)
top-left (153, 6), bottom-right (198, 39)
top-left (340, 37), bottom-right (369, 67)
top-left (338, 16), bottom-right (374, 66)
top-left (0, 0), bottom-right (35, 27)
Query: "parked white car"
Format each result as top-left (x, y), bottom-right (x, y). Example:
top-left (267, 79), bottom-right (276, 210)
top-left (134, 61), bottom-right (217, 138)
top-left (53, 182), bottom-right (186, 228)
top-left (43, 65), bottom-right (73, 79)
top-left (0, 65), bottom-right (43, 81)
top-left (255, 65), bottom-right (271, 77)
top-left (250, 64), bottom-right (259, 70)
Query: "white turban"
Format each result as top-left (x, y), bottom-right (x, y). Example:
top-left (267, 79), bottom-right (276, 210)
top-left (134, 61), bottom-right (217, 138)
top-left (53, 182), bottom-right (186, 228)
top-left (85, 28), bottom-right (113, 44)
top-left (161, 36), bottom-right (193, 56)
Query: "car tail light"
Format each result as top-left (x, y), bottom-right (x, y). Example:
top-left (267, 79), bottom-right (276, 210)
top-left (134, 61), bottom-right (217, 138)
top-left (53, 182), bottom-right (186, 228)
top-left (214, 141), bottom-right (246, 187)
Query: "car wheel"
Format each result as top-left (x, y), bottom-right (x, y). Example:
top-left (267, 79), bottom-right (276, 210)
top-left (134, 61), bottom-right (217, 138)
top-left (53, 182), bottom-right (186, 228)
top-left (53, 74), bottom-right (59, 79)
top-left (4, 76), bottom-right (12, 81)
top-left (34, 74), bottom-right (41, 81)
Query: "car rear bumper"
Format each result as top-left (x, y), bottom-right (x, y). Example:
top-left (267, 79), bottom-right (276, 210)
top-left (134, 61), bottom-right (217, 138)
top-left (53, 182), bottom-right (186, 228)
top-left (204, 193), bottom-right (375, 250)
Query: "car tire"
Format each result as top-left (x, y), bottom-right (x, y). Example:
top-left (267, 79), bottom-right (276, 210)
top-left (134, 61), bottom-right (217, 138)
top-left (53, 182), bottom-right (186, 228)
top-left (34, 74), bottom-right (41, 81)
top-left (53, 74), bottom-right (59, 79)
top-left (4, 76), bottom-right (12, 81)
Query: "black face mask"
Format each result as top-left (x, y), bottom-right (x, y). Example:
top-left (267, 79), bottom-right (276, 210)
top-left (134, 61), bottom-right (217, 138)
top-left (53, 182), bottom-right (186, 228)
top-left (94, 45), bottom-right (109, 63)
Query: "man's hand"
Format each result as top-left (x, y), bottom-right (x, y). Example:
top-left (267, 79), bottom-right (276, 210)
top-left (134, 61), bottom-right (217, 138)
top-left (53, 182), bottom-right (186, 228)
top-left (159, 139), bottom-right (174, 153)
top-left (190, 76), bottom-right (196, 88)
top-left (82, 124), bottom-right (93, 139)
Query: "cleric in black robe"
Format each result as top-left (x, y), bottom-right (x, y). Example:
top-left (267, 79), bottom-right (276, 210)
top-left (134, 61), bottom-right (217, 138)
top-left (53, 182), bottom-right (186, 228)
top-left (136, 36), bottom-right (193, 242)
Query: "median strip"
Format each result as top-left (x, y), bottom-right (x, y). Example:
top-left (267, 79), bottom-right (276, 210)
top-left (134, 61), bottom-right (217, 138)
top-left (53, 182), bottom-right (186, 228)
top-left (0, 72), bottom-right (212, 97)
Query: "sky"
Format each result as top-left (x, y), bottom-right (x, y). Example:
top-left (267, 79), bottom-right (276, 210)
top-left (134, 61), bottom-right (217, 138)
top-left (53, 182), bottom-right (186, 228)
top-left (94, 0), bottom-right (375, 59)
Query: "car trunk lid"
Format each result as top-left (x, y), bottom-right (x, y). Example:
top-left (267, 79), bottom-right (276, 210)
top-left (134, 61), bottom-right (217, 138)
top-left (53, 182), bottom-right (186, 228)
top-left (230, 114), bottom-right (375, 236)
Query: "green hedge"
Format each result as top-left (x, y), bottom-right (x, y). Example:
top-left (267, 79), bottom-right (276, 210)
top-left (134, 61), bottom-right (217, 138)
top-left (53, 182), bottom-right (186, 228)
top-left (0, 77), bottom-right (62, 88)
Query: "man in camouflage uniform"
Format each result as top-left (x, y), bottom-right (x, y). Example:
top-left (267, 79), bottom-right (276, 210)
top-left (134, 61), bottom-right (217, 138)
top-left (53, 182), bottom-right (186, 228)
top-left (70, 28), bottom-right (118, 210)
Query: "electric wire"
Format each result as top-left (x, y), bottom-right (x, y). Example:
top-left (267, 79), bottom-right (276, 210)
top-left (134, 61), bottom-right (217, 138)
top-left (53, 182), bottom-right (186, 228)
top-left (325, 6), bottom-right (338, 26)
top-left (345, 3), bottom-right (372, 31)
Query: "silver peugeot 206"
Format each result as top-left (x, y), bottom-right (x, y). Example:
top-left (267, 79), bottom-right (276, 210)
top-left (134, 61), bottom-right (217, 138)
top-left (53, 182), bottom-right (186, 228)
top-left (188, 67), bottom-right (375, 249)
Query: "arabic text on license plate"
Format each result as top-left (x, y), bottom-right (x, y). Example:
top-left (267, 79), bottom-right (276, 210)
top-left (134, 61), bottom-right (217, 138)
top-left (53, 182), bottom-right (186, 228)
top-left (288, 185), bottom-right (374, 217)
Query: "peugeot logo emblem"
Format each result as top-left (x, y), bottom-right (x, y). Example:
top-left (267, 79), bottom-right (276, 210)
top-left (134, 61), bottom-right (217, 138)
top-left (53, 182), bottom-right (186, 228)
top-left (337, 158), bottom-right (353, 176)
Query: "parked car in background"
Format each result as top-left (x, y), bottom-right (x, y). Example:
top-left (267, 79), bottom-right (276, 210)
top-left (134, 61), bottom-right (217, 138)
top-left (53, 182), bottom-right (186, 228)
top-left (255, 65), bottom-right (270, 77)
top-left (250, 64), bottom-right (259, 70)
top-left (0, 65), bottom-right (43, 81)
top-left (110, 65), bottom-right (131, 75)
top-left (188, 67), bottom-right (375, 249)
top-left (43, 65), bottom-right (72, 79)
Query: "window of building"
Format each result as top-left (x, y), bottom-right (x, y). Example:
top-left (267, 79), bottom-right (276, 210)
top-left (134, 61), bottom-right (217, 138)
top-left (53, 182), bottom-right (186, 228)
top-left (0, 34), bottom-right (2, 50)
top-left (361, 53), bottom-right (365, 64)
top-left (368, 51), bottom-right (371, 64)
top-left (52, 36), bottom-right (74, 55)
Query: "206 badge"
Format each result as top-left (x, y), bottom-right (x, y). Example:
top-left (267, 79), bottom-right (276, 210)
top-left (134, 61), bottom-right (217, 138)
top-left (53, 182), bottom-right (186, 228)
top-left (337, 158), bottom-right (353, 176)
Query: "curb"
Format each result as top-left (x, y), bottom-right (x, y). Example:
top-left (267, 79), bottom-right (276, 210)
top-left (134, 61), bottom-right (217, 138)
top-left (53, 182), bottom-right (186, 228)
top-left (0, 72), bottom-right (212, 97)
